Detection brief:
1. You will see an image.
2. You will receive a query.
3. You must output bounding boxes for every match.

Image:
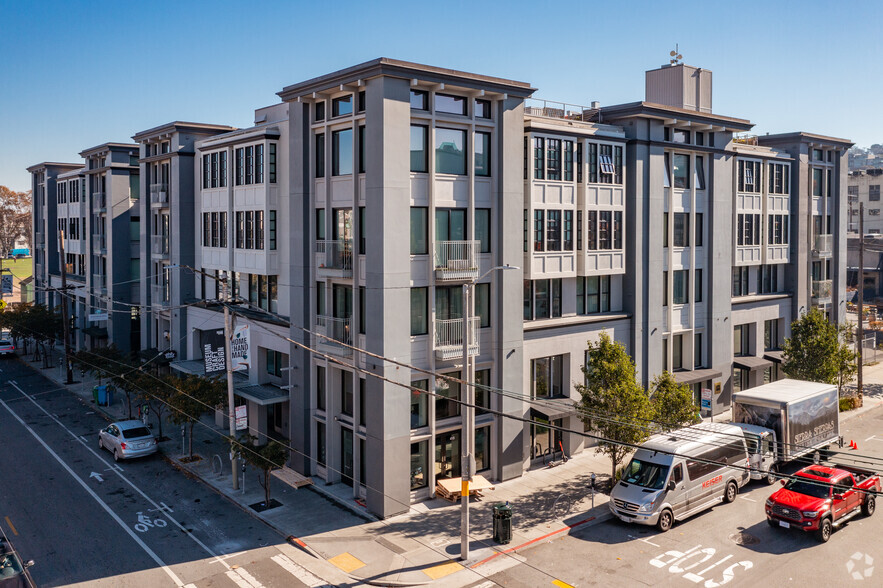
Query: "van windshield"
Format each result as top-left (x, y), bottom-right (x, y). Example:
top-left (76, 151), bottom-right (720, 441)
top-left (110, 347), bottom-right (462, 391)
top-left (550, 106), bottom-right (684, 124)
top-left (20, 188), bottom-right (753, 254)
top-left (622, 458), bottom-right (670, 490)
top-left (744, 433), bottom-right (759, 454)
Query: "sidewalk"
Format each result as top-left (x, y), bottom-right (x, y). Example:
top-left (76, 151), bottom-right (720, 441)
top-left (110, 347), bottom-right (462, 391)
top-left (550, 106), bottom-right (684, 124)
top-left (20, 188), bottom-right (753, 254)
top-left (30, 352), bottom-right (883, 587)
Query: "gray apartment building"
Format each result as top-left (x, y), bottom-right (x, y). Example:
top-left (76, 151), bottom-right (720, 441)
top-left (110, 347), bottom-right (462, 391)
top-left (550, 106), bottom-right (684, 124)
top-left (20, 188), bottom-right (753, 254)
top-left (847, 168), bottom-right (883, 234)
top-left (28, 58), bottom-right (852, 519)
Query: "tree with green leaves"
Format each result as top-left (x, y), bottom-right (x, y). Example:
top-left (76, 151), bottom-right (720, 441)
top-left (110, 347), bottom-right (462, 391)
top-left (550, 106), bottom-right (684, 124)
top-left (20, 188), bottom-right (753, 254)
top-left (230, 435), bottom-right (289, 507)
top-left (650, 371), bottom-right (700, 431)
top-left (169, 375), bottom-right (226, 458)
top-left (576, 332), bottom-right (653, 478)
top-left (782, 308), bottom-right (856, 395)
top-left (133, 371), bottom-right (175, 441)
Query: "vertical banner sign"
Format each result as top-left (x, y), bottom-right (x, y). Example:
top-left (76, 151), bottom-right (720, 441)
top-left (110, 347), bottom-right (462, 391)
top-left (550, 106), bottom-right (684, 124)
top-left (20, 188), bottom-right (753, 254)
top-left (230, 324), bottom-right (250, 371)
top-left (203, 329), bottom-right (226, 376)
top-left (235, 404), bottom-right (248, 431)
top-left (0, 274), bottom-right (12, 295)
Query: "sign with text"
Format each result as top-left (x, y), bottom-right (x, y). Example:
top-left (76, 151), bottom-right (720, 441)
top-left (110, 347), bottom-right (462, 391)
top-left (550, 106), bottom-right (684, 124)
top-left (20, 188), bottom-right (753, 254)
top-left (1, 274), bottom-right (12, 295)
top-left (202, 329), bottom-right (226, 377)
top-left (235, 405), bottom-right (248, 431)
top-left (230, 324), bottom-right (250, 371)
top-left (88, 312), bottom-right (109, 322)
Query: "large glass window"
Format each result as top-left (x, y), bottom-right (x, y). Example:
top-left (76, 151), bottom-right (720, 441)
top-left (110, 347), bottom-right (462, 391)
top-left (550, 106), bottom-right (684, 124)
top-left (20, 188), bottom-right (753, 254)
top-left (475, 99), bottom-right (491, 119)
top-left (410, 207), bottom-right (428, 254)
top-left (812, 168), bottom-right (823, 197)
top-left (332, 95), bottom-right (353, 117)
top-left (435, 128), bottom-right (466, 175)
top-left (435, 93), bottom-right (467, 116)
top-left (332, 129), bottom-right (353, 176)
top-left (475, 208), bottom-right (491, 253)
top-left (546, 139), bottom-right (561, 180)
top-left (410, 287), bottom-right (428, 335)
top-left (546, 210), bottom-right (561, 251)
top-left (672, 154), bottom-right (690, 189)
top-left (475, 369), bottom-right (491, 415)
top-left (410, 125), bottom-right (428, 173)
top-left (475, 131), bottom-right (491, 176)
top-left (435, 372), bottom-right (460, 419)
top-left (435, 208), bottom-right (466, 242)
top-left (673, 270), bottom-right (689, 304)
top-left (341, 373), bottom-right (353, 417)
top-left (475, 426), bottom-right (490, 472)
top-left (531, 355), bottom-right (564, 398)
top-left (475, 282), bottom-right (490, 328)
top-left (410, 441), bottom-right (428, 489)
top-left (315, 134), bottom-right (325, 178)
top-left (411, 380), bottom-right (428, 429)
top-left (673, 212), bottom-right (690, 247)
top-left (316, 366), bottom-right (326, 411)
top-left (577, 276), bottom-right (610, 314)
top-left (410, 90), bottom-right (428, 111)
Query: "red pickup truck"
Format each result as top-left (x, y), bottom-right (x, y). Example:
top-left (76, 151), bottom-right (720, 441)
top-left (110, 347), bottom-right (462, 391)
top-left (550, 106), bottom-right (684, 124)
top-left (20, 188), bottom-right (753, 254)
top-left (765, 464), bottom-right (880, 542)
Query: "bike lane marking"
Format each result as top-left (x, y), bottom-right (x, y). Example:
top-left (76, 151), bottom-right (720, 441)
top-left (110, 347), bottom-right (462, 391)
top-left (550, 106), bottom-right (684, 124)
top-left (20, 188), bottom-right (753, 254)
top-left (7, 380), bottom-right (233, 572)
top-left (0, 397), bottom-right (185, 587)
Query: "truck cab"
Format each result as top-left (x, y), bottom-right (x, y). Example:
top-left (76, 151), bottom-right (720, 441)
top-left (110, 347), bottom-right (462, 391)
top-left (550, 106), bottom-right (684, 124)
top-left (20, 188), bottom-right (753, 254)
top-left (733, 423), bottom-right (778, 484)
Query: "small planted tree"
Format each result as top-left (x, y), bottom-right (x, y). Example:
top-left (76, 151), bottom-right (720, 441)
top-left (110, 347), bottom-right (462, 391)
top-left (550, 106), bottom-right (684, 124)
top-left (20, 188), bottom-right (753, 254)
top-left (783, 308), bottom-right (856, 395)
top-left (169, 375), bottom-right (225, 459)
top-left (576, 332), bottom-right (653, 479)
top-left (650, 371), bottom-right (700, 432)
top-left (230, 435), bottom-right (289, 509)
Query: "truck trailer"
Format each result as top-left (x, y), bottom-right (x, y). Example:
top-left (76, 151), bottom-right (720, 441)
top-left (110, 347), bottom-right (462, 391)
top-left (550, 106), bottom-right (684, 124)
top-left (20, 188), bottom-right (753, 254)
top-left (731, 379), bottom-right (841, 484)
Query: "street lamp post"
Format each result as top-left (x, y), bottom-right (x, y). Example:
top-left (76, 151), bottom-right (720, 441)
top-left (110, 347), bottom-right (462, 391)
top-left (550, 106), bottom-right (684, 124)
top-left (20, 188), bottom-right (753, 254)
top-left (460, 264), bottom-right (518, 561)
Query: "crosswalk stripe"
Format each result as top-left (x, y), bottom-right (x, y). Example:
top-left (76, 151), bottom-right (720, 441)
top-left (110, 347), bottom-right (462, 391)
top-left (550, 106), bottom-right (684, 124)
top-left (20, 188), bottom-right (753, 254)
top-left (271, 553), bottom-right (332, 587)
top-left (225, 568), bottom-right (264, 588)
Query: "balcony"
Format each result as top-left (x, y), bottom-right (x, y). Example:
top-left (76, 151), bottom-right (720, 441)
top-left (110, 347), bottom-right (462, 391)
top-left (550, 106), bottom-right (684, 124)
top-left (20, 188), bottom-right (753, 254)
top-left (434, 240), bottom-right (479, 281)
top-left (315, 315), bottom-right (352, 357)
top-left (434, 317), bottom-right (479, 361)
top-left (316, 240), bottom-right (353, 278)
top-left (812, 279), bottom-right (833, 304)
top-left (150, 183), bottom-right (169, 207)
top-left (812, 234), bottom-right (833, 258)
top-left (92, 273), bottom-right (107, 293)
top-left (151, 234), bottom-right (170, 259)
top-left (151, 283), bottom-right (170, 307)
top-left (524, 98), bottom-right (597, 122)
top-left (92, 192), bottom-right (106, 212)
top-left (92, 234), bottom-right (106, 253)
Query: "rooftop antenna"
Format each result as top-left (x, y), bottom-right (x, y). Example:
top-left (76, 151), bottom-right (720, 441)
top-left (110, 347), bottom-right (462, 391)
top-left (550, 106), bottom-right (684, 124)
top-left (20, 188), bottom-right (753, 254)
top-left (670, 45), bottom-right (683, 65)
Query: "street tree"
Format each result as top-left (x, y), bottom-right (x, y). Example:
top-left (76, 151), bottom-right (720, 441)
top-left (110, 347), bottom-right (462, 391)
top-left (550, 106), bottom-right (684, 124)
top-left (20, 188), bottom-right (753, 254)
top-left (782, 308), bottom-right (856, 395)
top-left (169, 375), bottom-right (226, 459)
top-left (134, 372), bottom-right (175, 440)
top-left (650, 371), bottom-right (700, 432)
top-left (7, 303), bottom-right (63, 365)
top-left (0, 186), bottom-right (32, 256)
top-left (230, 435), bottom-right (289, 508)
top-left (576, 332), bottom-right (653, 479)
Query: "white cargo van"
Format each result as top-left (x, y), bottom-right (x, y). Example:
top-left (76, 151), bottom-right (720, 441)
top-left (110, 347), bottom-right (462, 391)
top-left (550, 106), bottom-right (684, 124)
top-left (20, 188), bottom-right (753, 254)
top-left (609, 422), bottom-right (751, 532)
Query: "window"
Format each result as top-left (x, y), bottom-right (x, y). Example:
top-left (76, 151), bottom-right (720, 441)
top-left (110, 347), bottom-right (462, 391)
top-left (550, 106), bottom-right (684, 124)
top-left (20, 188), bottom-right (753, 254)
top-left (732, 266), bottom-right (749, 297)
top-left (475, 369), bottom-right (491, 415)
top-left (672, 334), bottom-right (683, 370)
top-left (358, 125), bottom-right (366, 174)
top-left (768, 214), bottom-right (789, 245)
top-left (410, 441), bottom-right (428, 489)
top-left (739, 160), bottom-right (762, 193)
top-left (315, 208), bottom-right (325, 240)
top-left (410, 287), bottom-right (428, 335)
top-left (475, 99), bottom-right (491, 119)
top-left (410, 207), bottom-right (427, 254)
top-left (245, 146), bottom-right (254, 184)
top-left (546, 139), bottom-right (561, 180)
top-left (672, 154), bottom-right (690, 189)
top-left (534, 137), bottom-right (544, 180)
top-left (332, 129), bottom-right (353, 176)
top-left (411, 380), bottom-right (428, 429)
top-left (563, 141), bottom-right (574, 181)
top-left (341, 374), bottom-right (353, 417)
top-left (673, 212), bottom-right (690, 247)
top-left (410, 90), bottom-right (428, 110)
top-left (673, 129), bottom-right (689, 144)
top-left (255, 144), bottom-right (264, 183)
top-left (734, 323), bottom-right (750, 356)
top-left (244, 211), bottom-right (254, 249)
top-left (332, 95), bottom-right (353, 117)
top-left (759, 264), bottom-right (779, 294)
top-left (695, 213), bottom-right (703, 247)
top-left (588, 143), bottom-right (598, 183)
top-left (871, 185), bottom-right (881, 201)
top-left (533, 210), bottom-right (544, 251)
top-left (266, 349), bottom-right (282, 377)
top-left (255, 210), bottom-right (264, 250)
top-left (598, 210), bottom-right (611, 249)
top-left (663, 212), bottom-right (669, 247)
top-left (694, 333), bottom-right (703, 368)
top-left (577, 276), bottom-right (611, 314)
top-left (531, 355), bottom-right (564, 398)
top-left (315, 101), bottom-right (325, 122)
top-left (203, 212), bottom-right (210, 246)
top-left (673, 270), bottom-right (689, 304)
top-left (587, 210), bottom-right (597, 250)
top-left (236, 148), bottom-right (244, 185)
top-left (358, 207), bottom-right (365, 254)
top-left (475, 282), bottom-right (490, 328)
top-left (435, 372), bottom-right (460, 419)
top-left (268, 210), bottom-right (276, 250)
top-left (316, 281), bottom-right (326, 316)
top-left (435, 128), bottom-right (466, 175)
top-left (813, 148), bottom-right (823, 161)
top-left (737, 213), bottom-right (762, 246)
top-left (695, 269), bottom-right (703, 303)
top-left (475, 131), bottom-right (491, 176)
top-left (564, 210), bottom-right (574, 250)
top-left (211, 212), bottom-right (219, 247)
top-left (315, 134), bottom-right (325, 177)
top-left (359, 286), bottom-right (366, 334)
top-left (546, 210), bottom-right (561, 251)
top-left (268, 143), bottom-right (276, 183)
top-left (435, 93), bottom-right (467, 116)
top-left (769, 162), bottom-right (789, 194)
top-left (316, 421), bottom-right (326, 467)
top-left (524, 279), bottom-right (562, 320)
top-left (663, 153), bottom-right (671, 188)
top-left (812, 168), bottom-right (823, 197)
top-left (475, 208), bottom-right (491, 253)
top-left (235, 211), bottom-right (244, 248)
top-left (577, 143), bottom-right (583, 183)
top-left (410, 125), bottom-right (428, 173)
top-left (764, 319), bottom-right (780, 351)
top-left (872, 209), bottom-right (882, 217)
top-left (695, 155), bottom-right (706, 190)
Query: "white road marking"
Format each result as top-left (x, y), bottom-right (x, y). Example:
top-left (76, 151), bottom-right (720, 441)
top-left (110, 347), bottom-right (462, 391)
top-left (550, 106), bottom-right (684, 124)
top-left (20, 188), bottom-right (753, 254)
top-left (865, 435), bottom-right (880, 442)
top-left (739, 496), bottom-right (756, 502)
top-left (226, 567), bottom-right (264, 588)
top-left (89, 472), bottom-right (104, 483)
top-left (472, 582), bottom-right (497, 588)
top-left (7, 380), bottom-right (232, 571)
top-left (0, 398), bottom-right (185, 587)
top-left (271, 553), bottom-right (331, 587)
top-left (628, 534), bottom-right (660, 547)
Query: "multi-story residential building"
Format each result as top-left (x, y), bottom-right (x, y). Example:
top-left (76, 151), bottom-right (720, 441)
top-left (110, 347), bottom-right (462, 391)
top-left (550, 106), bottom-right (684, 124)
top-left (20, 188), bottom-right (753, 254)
top-left (28, 58), bottom-right (852, 520)
top-left (132, 121), bottom-right (235, 362)
top-left (847, 168), bottom-right (883, 234)
top-left (53, 166), bottom-right (90, 350)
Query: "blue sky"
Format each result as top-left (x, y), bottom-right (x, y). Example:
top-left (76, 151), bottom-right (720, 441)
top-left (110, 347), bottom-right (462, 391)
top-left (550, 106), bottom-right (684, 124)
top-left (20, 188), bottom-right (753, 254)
top-left (2, 0), bottom-right (881, 191)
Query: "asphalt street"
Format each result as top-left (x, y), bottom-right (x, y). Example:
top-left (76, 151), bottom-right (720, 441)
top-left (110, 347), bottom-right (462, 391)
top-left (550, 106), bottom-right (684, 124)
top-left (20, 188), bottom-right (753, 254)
top-left (0, 358), bottom-right (327, 588)
top-left (480, 405), bottom-right (883, 587)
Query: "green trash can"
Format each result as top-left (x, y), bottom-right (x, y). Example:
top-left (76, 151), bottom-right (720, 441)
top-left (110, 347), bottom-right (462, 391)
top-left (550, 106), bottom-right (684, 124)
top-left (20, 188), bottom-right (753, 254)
top-left (492, 502), bottom-right (512, 545)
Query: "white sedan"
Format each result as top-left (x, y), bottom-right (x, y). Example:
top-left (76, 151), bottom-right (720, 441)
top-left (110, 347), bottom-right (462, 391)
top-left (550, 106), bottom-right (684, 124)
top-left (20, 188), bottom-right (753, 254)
top-left (98, 420), bottom-right (158, 461)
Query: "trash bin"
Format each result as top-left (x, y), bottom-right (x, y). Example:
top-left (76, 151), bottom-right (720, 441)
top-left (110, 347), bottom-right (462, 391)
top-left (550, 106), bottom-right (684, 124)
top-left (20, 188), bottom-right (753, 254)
top-left (92, 386), bottom-right (99, 404)
top-left (97, 385), bottom-right (107, 406)
top-left (492, 502), bottom-right (512, 545)
top-left (105, 386), bottom-right (114, 406)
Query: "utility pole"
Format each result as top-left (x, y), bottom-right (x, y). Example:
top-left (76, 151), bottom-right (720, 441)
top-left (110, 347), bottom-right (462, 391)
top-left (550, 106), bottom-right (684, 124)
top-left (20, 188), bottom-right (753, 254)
top-left (221, 272), bottom-right (240, 490)
top-left (460, 282), bottom-right (474, 561)
top-left (59, 229), bottom-right (73, 384)
top-left (858, 203), bottom-right (864, 406)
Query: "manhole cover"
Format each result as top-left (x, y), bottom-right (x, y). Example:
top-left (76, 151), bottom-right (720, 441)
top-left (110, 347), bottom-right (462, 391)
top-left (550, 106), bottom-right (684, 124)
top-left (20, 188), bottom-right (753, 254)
top-left (729, 531), bottom-right (760, 545)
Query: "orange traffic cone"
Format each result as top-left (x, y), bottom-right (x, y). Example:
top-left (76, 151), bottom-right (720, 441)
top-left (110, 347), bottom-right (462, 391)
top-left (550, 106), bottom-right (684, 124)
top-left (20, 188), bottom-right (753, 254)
top-left (854, 441), bottom-right (859, 450)
top-left (850, 440), bottom-right (857, 450)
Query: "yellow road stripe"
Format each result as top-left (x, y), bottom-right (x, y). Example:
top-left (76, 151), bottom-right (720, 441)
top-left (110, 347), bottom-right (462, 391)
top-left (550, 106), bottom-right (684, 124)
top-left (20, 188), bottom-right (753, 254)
top-left (552, 580), bottom-right (575, 588)
top-left (423, 561), bottom-right (463, 580)
top-left (4, 516), bottom-right (18, 536)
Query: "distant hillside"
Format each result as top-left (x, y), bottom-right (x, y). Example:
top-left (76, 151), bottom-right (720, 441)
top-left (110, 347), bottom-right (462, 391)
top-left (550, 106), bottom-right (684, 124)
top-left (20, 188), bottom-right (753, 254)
top-left (850, 145), bottom-right (883, 171)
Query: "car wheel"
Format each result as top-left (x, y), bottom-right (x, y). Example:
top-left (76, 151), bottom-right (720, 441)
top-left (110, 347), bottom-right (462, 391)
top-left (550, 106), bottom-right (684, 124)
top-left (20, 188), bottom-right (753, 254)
top-left (815, 518), bottom-right (833, 543)
top-left (113, 448), bottom-right (120, 462)
top-left (765, 466), bottom-right (778, 485)
top-left (656, 509), bottom-right (673, 532)
top-left (98, 437), bottom-right (103, 450)
top-left (863, 495), bottom-right (876, 517)
top-left (724, 481), bottom-right (738, 503)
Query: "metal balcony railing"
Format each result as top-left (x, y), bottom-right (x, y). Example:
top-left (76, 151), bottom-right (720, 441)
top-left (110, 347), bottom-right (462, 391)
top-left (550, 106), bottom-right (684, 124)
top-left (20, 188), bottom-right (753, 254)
top-left (434, 240), bottom-right (480, 281)
top-left (316, 240), bottom-right (353, 276)
top-left (150, 183), bottom-right (169, 206)
top-left (524, 98), bottom-right (598, 122)
top-left (92, 234), bottom-right (106, 252)
top-left (813, 234), bottom-right (833, 257)
top-left (812, 279), bottom-right (833, 302)
top-left (434, 317), bottom-right (480, 360)
top-left (92, 192), bottom-right (106, 211)
top-left (151, 283), bottom-right (170, 307)
top-left (315, 315), bottom-right (352, 357)
top-left (151, 234), bottom-right (170, 257)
